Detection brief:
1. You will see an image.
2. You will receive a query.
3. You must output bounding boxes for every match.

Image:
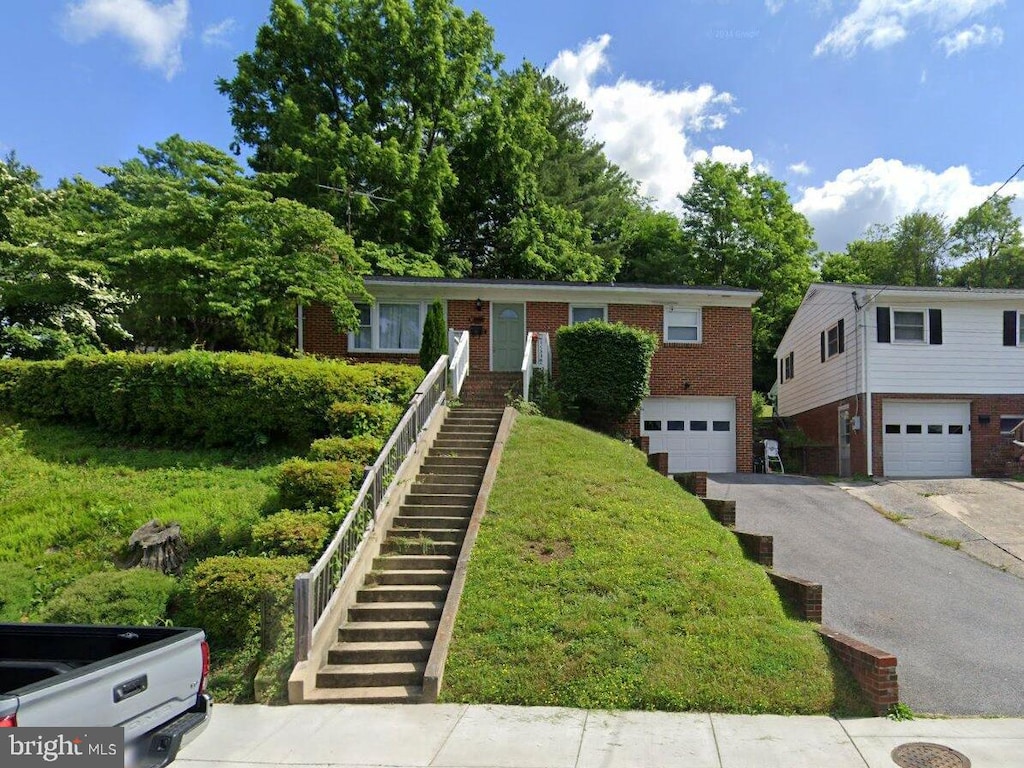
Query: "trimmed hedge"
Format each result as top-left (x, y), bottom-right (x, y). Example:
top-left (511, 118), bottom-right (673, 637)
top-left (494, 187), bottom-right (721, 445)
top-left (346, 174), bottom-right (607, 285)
top-left (0, 351), bottom-right (421, 447)
top-left (308, 434), bottom-right (383, 465)
top-left (40, 569), bottom-right (176, 626)
top-left (175, 555), bottom-right (306, 651)
top-left (556, 321), bottom-right (658, 433)
top-left (277, 459), bottom-right (358, 510)
top-left (252, 510), bottom-right (332, 560)
top-left (326, 401), bottom-right (402, 438)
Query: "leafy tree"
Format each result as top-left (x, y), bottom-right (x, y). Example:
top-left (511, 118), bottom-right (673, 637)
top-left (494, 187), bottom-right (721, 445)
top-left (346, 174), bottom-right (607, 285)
top-left (0, 155), bottom-right (131, 359)
top-left (677, 161), bottom-right (816, 391)
top-left (944, 195), bottom-right (1024, 288)
top-left (816, 251), bottom-right (870, 284)
top-left (618, 208), bottom-right (692, 284)
top-left (217, 0), bottom-right (497, 269)
top-left (419, 299), bottom-right (446, 371)
top-left (889, 212), bottom-right (946, 286)
top-left (94, 136), bottom-right (369, 352)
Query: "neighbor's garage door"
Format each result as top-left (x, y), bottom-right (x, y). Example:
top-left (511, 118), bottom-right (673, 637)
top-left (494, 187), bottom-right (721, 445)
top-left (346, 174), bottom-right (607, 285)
top-left (640, 397), bottom-right (736, 473)
top-left (882, 400), bottom-right (971, 477)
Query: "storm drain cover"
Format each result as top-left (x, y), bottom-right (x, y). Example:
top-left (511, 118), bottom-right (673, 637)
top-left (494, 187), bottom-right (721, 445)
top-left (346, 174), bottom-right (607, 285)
top-left (891, 742), bottom-right (971, 768)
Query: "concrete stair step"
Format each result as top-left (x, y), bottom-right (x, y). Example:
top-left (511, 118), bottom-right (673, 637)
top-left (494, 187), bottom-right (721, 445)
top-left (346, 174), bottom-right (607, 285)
top-left (372, 568), bottom-right (453, 586)
top-left (373, 555), bottom-right (456, 570)
top-left (394, 514), bottom-right (469, 530)
top-left (403, 493), bottom-right (477, 507)
top-left (438, 425), bottom-right (498, 435)
top-left (357, 584), bottom-right (448, 603)
top-left (390, 527), bottom-right (465, 543)
top-left (328, 639), bottom-right (432, 664)
top-left (339, 620), bottom-right (439, 642)
top-left (420, 459), bottom-right (487, 472)
top-left (348, 601), bottom-right (444, 622)
top-left (428, 448), bottom-right (491, 460)
top-left (399, 503), bottom-right (475, 517)
top-left (433, 438), bottom-right (494, 448)
top-left (409, 481), bottom-right (480, 496)
top-left (380, 539), bottom-right (460, 556)
top-left (302, 684), bottom-right (424, 704)
top-left (316, 661), bottom-right (426, 688)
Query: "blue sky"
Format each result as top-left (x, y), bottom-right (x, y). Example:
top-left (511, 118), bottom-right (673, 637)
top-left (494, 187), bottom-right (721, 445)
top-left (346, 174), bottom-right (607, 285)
top-left (1, 0), bottom-right (1022, 252)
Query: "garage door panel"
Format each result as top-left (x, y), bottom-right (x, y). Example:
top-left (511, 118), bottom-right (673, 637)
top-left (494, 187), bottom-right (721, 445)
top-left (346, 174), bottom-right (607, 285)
top-left (640, 397), bottom-right (736, 473)
top-left (883, 401), bottom-right (970, 477)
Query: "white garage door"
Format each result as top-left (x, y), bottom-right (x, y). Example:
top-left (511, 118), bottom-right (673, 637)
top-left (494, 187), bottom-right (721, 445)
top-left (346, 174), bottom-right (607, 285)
top-left (640, 397), bottom-right (736, 473)
top-left (882, 401), bottom-right (971, 477)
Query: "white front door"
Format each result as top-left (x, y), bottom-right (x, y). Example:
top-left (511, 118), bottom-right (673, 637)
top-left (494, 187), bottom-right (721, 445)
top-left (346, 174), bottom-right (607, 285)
top-left (640, 397), bottom-right (737, 473)
top-left (882, 400), bottom-right (971, 477)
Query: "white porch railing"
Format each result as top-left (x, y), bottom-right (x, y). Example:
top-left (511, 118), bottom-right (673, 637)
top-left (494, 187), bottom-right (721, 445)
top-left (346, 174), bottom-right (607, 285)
top-left (448, 329), bottom-right (469, 398)
top-left (521, 331), bottom-right (552, 402)
top-left (293, 355), bottom-right (449, 662)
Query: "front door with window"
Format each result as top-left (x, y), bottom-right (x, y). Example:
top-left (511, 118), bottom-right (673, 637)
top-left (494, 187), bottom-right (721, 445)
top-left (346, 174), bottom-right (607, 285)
top-left (492, 303), bottom-right (525, 372)
top-left (838, 406), bottom-right (851, 476)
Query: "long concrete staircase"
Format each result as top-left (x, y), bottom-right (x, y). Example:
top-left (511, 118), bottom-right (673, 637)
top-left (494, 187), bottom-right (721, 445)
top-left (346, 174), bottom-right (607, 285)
top-left (311, 406), bottom-right (504, 703)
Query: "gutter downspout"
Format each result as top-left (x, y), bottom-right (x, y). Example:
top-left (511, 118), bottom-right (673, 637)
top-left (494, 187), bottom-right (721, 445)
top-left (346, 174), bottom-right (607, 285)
top-left (297, 305), bottom-right (304, 353)
top-left (861, 295), bottom-right (873, 477)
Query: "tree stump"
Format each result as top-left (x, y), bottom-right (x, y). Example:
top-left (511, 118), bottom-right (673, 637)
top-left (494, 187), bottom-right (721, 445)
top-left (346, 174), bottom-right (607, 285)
top-left (128, 520), bottom-right (186, 575)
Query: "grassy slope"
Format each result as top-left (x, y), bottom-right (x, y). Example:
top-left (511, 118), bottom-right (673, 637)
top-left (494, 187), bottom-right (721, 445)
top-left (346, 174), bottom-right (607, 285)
top-left (0, 419), bottom-right (286, 621)
top-left (441, 415), bottom-right (869, 715)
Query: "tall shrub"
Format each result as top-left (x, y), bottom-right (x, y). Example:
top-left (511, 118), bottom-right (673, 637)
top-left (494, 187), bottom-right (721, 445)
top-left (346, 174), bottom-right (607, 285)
top-left (556, 321), bottom-right (658, 434)
top-left (419, 300), bottom-right (447, 372)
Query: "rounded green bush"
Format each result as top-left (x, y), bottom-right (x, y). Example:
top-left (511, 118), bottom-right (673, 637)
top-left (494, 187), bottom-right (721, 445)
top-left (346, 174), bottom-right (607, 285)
top-left (326, 401), bottom-right (402, 438)
top-left (39, 568), bottom-right (176, 626)
top-left (277, 459), bottom-right (357, 510)
top-left (252, 510), bottom-right (332, 559)
top-left (174, 555), bottom-right (307, 651)
top-left (307, 434), bottom-right (383, 465)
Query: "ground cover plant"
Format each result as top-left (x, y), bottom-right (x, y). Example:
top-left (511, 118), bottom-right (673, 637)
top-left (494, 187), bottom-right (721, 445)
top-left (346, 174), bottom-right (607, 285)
top-left (441, 415), bottom-right (870, 715)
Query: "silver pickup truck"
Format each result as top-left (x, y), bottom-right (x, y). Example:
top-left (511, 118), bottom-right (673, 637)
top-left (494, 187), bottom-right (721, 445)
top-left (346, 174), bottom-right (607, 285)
top-left (0, 623), bottom-right (211, 768)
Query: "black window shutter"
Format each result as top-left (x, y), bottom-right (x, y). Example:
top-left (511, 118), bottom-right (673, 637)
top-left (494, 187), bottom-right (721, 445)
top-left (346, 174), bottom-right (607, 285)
top-left (788, 351), bottom-right (794, 378)
top-left (877, 306), bottom-right (891, 343)
top-left (779, 358), bottom-right (784, 382)
top-left (838, 319), bottom-right (845, 353)
top-left (1004, 310), bottom-right (1018, 346)
top-left (928, 309), bottom-right (942, 345)
top-left (820, 331), bottom-right (826, 362)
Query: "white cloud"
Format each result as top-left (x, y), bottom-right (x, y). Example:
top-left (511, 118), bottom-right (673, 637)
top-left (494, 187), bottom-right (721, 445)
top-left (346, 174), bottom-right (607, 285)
top-left (795, 157), bottom-right (1024, 252)
top-left (546, 35), bottom-right (752, 212)
top-left (62, 0), bottom-right (189, 80)
top-left (201, 17), bottom-right (236, 48)
top-left (814, 0), bottom-right (1004, 56)
top-left (789, 161), bottom-right (813, 175)
top-left (938, 23), bottom-right (1003, 54)
top-left (766, 0), bottom-right (786, 14)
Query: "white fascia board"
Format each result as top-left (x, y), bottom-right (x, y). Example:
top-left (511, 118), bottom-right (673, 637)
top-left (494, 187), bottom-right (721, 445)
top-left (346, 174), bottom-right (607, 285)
top-left (363, 279), bottom-right (761, 308)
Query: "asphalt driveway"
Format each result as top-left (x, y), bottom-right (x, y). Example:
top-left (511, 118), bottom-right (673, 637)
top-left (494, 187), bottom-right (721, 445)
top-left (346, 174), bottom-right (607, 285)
top-left (708, 473), bottom-right (1024, 717)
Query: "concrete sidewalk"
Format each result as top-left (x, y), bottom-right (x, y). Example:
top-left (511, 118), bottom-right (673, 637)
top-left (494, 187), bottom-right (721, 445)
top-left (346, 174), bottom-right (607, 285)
top-left (177, 703), bottom-right (1024, 767)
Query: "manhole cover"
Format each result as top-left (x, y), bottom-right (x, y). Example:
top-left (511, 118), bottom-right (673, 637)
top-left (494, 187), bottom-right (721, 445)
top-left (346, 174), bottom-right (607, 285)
top-left (891, 742), bottom-right (971, 768)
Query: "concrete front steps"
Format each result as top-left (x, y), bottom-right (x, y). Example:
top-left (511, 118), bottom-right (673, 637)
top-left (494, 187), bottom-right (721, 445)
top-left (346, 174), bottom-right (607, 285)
top-left (310, 407), bottom-right (504, 704)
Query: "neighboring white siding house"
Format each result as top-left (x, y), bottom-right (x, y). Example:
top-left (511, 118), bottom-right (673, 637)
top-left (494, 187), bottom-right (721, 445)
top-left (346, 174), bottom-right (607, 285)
top-left (775, 284), bottom-right (1024, 478)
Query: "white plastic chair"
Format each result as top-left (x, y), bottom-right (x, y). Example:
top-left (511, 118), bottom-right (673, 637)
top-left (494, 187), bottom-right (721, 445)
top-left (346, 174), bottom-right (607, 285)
top-left (764, 439), bottom-right (784, 474)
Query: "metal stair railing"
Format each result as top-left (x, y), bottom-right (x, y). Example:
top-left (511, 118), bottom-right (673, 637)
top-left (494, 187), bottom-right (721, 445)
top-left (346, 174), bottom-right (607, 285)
top-left (293, 354), bottom-right (449, 663)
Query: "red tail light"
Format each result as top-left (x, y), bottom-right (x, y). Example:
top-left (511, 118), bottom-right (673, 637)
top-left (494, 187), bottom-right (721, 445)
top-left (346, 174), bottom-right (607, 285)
top-left (199, 640), bottom-right (210, 694)
top-left (0, 714), bottom-right (16, 727)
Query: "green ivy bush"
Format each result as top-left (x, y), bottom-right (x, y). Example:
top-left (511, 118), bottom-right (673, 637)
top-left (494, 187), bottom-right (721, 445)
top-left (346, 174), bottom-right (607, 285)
top-left (39, 569), bottom-right (176, 626)
top-left (556, 321), bottom-right (659, 434)
top-left (174, 555), bottom-right (306, 651)
top-left (307, 434), bottom-right (383, 465)
top-left (326, 401), bottom-right (402, 438)
top-left (0, 352), bottom-right (421, 447)
top-left (251, 510), bottom-right (332, 560)
top-left (277, 459), bottom-right (357, 510)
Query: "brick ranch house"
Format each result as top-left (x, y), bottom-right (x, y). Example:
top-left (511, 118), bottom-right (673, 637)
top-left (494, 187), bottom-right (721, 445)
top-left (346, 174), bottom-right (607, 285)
top-left (300, 276), bottom-right (762, 473)
top-left (776, 282), bottom-right (1024, 478)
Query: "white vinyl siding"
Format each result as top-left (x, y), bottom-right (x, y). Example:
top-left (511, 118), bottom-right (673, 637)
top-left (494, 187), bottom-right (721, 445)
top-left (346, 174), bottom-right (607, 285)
top-left (776, 286), bottom-right (859, 417)
top-left (871, 302), bottom-right (1024, 394)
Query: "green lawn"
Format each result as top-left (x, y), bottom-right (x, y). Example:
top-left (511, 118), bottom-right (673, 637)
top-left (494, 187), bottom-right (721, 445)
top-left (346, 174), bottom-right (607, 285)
top-left (441, 415), bottom-right (870, 715)
top-left (0, 418), bottom-right (287, 622)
